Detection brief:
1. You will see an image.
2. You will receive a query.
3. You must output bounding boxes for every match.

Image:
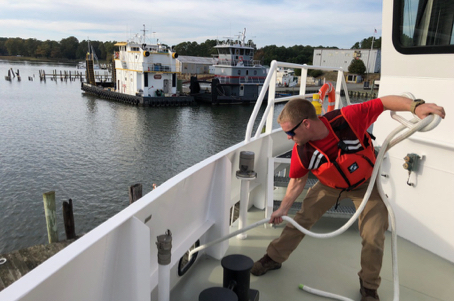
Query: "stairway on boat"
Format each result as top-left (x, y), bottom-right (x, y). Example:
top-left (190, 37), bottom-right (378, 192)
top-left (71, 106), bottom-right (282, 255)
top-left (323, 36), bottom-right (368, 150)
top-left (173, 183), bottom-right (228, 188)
top-left (271, 150), bottom-right (357, 218)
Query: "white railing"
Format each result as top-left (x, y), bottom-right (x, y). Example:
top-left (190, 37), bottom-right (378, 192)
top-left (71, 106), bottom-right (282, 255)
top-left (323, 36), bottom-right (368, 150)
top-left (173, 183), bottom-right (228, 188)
top-left (245, 60), bottom-right (351, 143)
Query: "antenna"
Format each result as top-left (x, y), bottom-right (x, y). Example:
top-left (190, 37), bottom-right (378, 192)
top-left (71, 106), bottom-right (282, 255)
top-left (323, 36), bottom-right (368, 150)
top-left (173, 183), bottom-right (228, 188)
top-left (142, 24), bottom-right (148, 44)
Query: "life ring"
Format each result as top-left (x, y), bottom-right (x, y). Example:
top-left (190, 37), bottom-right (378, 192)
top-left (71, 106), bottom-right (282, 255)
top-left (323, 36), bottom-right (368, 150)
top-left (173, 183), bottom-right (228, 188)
top-left (318, 82), bottom-right (335, 112)
top-left (239, 56), bottom-right (243, 62)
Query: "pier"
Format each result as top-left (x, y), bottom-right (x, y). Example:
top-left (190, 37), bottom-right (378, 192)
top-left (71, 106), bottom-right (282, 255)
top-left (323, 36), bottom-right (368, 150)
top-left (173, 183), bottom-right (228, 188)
top-left (0, 184), bottom-right (149, 292)
top-left (0, 240), bottom-right (75, 291)
top-left (4, 68), bottom-right (112, 82)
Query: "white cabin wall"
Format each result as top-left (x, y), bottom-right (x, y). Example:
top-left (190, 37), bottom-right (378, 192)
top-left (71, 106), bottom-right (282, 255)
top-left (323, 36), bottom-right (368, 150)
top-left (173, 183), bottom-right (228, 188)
top-left (374, 0), bottom-right (454, 263)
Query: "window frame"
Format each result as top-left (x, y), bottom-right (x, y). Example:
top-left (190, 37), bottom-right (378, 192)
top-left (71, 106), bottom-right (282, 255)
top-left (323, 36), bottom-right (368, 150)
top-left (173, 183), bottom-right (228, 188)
top-left (392, 0), bottom-right (454, 54)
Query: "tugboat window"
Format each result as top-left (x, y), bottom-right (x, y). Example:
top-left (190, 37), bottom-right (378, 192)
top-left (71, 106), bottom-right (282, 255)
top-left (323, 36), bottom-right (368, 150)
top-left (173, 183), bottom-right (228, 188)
top-left (393, 0), bottom-right (454, 54)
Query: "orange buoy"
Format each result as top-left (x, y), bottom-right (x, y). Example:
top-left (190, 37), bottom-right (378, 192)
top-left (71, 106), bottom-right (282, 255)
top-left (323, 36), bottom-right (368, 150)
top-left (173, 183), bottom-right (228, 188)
top-left (318, 82), bottom-right (336, 112)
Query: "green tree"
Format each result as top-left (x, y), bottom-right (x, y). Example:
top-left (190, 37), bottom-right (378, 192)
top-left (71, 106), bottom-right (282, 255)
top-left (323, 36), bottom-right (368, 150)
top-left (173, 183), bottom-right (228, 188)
top-left (348, 59), bottom-right (366, 75)
top-left (60, 36), bottom-right (79, 59)
top-left (103, 41), bottom-right (117, 61)
top-left (35, 40), bottom-right (52, 58)
top-left (23, 38), bottom-right (40, 57)
top-left (77, 40), bottom-right (89, 59)
top-left (0, 38), bottom-right (7, 55)
top-left (5, 38), bottom-right (26, 55)
top-left (50, 41), bottom-right (62, 58)
top-left (351, 36), bottom-right (381, 49)
top-left (173, 41), bottom-right (200, 56)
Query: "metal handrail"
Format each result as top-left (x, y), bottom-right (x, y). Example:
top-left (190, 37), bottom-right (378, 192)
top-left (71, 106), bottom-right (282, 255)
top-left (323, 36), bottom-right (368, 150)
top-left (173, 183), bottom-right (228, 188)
top-left (244, 61), bottom-right (350, 143)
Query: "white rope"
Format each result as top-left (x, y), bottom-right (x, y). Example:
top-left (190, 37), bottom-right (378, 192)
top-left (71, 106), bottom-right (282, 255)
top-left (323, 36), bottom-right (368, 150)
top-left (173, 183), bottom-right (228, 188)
top-left (189, 113), bottom-right (440, 301)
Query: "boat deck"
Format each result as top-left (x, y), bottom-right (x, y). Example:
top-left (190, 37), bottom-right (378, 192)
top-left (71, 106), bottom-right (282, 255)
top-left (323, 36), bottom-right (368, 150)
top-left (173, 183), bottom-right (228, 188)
top-left (171, 208), bottom-right (454, 301)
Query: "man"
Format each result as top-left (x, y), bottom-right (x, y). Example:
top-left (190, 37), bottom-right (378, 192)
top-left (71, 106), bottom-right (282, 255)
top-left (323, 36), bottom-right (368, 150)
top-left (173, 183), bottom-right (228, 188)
top-left (250, 96), bottom-right (445, 301)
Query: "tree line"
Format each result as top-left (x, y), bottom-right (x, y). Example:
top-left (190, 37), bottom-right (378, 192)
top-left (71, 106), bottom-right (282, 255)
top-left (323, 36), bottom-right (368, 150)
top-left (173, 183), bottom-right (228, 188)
top-left (0, 35), bottom-right (381, 64)
top-left (0, 37), bottom-right (117, 61)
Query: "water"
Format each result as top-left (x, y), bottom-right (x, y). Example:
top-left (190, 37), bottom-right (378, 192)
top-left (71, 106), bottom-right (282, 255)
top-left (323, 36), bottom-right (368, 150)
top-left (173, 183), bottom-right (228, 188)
top-left (0, 59), bottom-right (281, 254)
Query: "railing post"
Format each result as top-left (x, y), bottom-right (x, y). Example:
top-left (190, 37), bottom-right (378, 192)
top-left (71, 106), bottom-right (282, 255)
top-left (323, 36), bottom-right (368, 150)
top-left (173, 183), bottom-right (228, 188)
top-left (236, 151), bottom-right (257, 239)
top-left (335, 69), bottom-right (344, 109)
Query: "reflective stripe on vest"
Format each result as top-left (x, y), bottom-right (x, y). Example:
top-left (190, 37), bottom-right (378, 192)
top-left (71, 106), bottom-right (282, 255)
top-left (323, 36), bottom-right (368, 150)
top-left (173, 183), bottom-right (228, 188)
top-left (297, 110), bottom-right (376, 190)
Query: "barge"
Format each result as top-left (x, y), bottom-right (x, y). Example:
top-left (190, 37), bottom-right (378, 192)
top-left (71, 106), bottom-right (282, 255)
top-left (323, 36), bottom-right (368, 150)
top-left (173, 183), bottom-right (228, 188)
top-left (82, 29), bottom-right (194, 107)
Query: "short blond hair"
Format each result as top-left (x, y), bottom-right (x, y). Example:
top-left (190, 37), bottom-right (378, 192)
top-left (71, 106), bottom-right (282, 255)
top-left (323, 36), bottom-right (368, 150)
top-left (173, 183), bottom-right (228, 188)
top-left (277, 97), bottom-right (317, 124)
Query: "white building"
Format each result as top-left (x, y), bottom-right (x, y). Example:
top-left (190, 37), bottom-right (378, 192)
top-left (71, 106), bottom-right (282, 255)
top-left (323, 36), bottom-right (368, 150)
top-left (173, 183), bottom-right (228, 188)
top-left (312, 49), bottom-right (381, 73)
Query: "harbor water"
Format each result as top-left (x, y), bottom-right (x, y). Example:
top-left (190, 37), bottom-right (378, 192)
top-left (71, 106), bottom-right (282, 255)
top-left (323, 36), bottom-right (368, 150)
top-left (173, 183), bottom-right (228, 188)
top-left (0, 60), bottom-right (368, 255)
top-left (0, 59), bottom-right (279, 254)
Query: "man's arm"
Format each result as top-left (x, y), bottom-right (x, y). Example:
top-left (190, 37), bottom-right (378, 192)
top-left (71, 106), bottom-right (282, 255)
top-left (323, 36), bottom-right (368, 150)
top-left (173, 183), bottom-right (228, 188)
top-left (380, 96), bottom-right (445, 119)
top-left (270, 173), bottom-right (308, 225)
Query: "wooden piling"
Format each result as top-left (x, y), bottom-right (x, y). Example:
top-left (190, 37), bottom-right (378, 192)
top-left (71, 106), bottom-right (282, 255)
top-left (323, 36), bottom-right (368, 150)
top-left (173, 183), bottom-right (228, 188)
top-left (129, 184), bottom-right (143, 204)
top-left (62, 199), bottom-right (76, 240)
top-left (43, 191), bottom-right (59, 243)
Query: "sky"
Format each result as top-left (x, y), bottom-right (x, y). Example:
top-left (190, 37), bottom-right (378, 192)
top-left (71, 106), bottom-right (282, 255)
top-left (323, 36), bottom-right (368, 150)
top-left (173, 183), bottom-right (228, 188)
top-left (0, 0), bottom-right (383, 49)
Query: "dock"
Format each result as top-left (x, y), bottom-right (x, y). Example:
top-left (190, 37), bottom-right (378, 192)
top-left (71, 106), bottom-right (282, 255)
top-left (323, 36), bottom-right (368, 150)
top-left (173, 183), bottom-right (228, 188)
top-left (275, 82), bottom-right (378, 99)
top-left (0, 240), bottom-right (75, 292)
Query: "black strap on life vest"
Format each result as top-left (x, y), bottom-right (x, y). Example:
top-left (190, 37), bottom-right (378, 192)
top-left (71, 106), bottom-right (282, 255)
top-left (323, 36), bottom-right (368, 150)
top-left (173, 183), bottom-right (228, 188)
top-left (332, 161), bottom-right (367, 210)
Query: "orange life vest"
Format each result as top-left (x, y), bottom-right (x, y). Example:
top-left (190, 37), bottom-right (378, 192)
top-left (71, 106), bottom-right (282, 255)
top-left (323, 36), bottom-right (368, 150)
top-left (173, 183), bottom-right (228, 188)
top-left (296, 110), bottom-right (376, 190)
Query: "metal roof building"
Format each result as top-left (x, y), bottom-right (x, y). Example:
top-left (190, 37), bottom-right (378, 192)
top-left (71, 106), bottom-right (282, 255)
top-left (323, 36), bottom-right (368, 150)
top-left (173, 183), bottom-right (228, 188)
top-left (312, 49), bottom-right (381, 73)
top-left (176, 56), bottom-right (214, 74)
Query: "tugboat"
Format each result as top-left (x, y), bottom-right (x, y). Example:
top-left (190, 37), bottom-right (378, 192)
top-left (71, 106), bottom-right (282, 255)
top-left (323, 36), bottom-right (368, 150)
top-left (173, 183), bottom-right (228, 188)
top-left (81, 27), bottom-right (194, 107)
top-left (190, 28), bottom-right (268, 105)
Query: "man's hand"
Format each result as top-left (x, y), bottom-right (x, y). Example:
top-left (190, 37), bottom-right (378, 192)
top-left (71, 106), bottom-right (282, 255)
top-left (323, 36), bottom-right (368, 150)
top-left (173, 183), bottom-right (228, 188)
top-left (415, 102), bottom-right (446, 119)
top-left (269, 174), bottom-right (308, 225)
top-left (269, 207), bottom-right (288, 225)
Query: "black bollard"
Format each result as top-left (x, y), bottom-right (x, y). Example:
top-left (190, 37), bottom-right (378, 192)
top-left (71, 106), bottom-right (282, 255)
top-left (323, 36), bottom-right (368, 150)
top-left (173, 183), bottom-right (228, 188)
top-left (221, 254), bottom-right (258, 301)
top-left (199, 287), bottom-right (238, 301)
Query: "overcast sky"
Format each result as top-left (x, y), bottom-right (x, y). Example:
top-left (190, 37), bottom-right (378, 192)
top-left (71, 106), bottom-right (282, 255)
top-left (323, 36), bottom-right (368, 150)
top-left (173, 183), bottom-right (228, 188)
top-left (1, 0), bottom-right (382, 49)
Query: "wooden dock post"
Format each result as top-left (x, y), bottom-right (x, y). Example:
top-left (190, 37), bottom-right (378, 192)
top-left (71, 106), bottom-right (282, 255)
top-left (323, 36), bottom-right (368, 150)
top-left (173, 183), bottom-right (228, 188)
top-left (129, 184), bottom-right (143, 204)
top-left (63, 199), bottom-right (76, 240)
top-left (43, 191), bottom-right (59, 243)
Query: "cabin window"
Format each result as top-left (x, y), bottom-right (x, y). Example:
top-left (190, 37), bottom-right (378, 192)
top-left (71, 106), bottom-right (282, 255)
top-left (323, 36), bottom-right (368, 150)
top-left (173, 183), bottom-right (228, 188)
top-left (238, 70), bottom-right (241, 75)
top-left (393, 0), bottom-right (454, 54)
top-left (218, 48), bottom-right (230, 55)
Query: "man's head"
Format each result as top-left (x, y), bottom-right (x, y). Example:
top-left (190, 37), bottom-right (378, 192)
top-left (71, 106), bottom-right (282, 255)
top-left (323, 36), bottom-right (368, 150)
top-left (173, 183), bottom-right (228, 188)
top-left (278, 97), bottom-right (321, 145)
top-left (277, 97), bottom-right (317, 125)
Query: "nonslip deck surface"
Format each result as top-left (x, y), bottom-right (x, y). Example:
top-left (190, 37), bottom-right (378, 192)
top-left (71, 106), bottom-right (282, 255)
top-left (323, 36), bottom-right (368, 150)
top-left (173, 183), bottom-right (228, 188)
top-left (171, 208), bottom-right (454, 301)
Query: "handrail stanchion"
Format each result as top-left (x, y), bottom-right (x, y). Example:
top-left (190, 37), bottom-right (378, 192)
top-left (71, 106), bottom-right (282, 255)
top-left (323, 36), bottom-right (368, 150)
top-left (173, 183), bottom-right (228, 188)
top-left (264, 69), bottom-right (277, 135)
top-left (335, 69), bottom-right (344, 109)
top-left (299, 65), bottom-right (308, 96)
top-left (236, 152), bottom-right (257, 239)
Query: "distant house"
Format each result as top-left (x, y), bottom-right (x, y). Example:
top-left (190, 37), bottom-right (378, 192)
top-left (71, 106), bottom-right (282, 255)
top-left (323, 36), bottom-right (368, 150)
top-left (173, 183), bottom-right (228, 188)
top-left (312, 49), bottom-right (381, 73)
top-left (176, 56), bottom-right (214, 74)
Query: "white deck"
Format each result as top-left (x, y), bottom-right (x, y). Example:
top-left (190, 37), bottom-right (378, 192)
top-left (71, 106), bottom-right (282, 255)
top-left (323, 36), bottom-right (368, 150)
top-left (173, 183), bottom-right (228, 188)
top-left (171, 208), bottom-right (454, 301)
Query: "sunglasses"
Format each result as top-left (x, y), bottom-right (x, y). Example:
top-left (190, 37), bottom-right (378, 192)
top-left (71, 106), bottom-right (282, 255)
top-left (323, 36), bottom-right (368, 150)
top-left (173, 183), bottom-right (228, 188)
top-left (285, 117), bottom-right (307, 137)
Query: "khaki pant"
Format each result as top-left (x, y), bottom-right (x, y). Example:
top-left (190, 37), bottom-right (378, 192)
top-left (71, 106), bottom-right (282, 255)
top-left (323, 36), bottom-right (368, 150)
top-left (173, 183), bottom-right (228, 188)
top-left (267, 180), bottom-right (388, 290)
